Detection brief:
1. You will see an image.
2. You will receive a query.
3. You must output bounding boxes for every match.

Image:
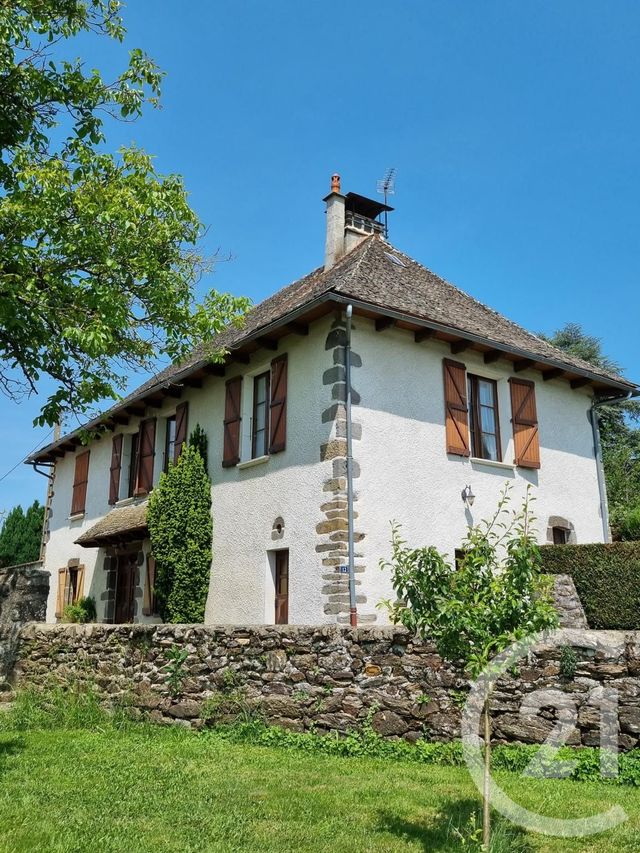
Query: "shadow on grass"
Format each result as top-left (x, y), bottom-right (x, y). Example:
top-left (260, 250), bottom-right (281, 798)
top-left (0, 736), bottom-right (25, 780)
top-left (379, 799), bottom-right (534, 852)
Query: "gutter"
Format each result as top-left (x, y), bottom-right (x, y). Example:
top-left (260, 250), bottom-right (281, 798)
top-left (344, 304), bottom-right (358, 627)
top-left (590, 390), bottom-right (637, 543)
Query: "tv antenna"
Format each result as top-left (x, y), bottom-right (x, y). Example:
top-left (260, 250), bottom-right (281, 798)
top-left (376, 167), bottom-right (396, 238)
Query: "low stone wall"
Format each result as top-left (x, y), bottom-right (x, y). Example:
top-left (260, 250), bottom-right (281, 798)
top-left (6, 623), bottom-right (640, 749)
top-left (0, 564), bottom-right (49, 683)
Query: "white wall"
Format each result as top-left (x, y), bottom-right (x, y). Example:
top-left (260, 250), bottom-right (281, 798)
top-left (43, 312), bottom-right (604, 627)
top-left (43, 317), bottom-right (334, 625)
top-left (351, 318), bottom-right (603, 616)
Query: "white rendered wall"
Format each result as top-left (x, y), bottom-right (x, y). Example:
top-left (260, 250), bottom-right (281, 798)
top-left (43, 317), bottom-right (335, 625)
top-left (350, 318), bottom-right (604, 618)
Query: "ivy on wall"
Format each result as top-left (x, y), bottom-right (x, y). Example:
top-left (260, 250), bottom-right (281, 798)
top-left (147, 436), bottom-right (212, 623)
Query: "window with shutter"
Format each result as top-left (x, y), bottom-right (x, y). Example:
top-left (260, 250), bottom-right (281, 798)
top-left (174, 401), bottom-right (189, 464)
top-left (108, 435), bottom-right (123, 505)
top-left (509, 378), bottom-right (541, 469)
top-left (71, 451), bottom-right (90, 515)
top-left (442, 359), bottom-right (470, 456)
top-left (134, 418), bottom-right (156, 494)
top-left (55, 563), bottom-right (85, 619)
top-left (269, 354), bottom-right (288, 454)
top-left (222, 376), bottom-right (242, 467)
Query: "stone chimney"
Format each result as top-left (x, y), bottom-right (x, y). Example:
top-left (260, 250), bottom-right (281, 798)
top-left (323, 174), bottom-right (393, 270)
top-left (323, 174), bottom-right (345, 270)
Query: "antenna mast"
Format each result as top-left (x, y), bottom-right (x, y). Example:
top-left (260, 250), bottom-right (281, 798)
top-left (376, 167), bottom-right (396, 238)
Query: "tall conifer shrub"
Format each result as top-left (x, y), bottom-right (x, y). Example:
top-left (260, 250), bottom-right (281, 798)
top-left (147, 444), bottom-right (212, 623)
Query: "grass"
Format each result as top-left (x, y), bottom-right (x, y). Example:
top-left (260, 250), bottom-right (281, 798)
top-left (0, 689), bottom-right (638, 851)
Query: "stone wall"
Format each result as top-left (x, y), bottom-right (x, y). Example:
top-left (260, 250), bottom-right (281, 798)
top-left (5, 622), bottom-right (640, 749)
top-left (0, 564), bottom-right (49, 687)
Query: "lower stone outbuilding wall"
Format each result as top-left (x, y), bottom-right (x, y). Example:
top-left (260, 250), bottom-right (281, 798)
top-left (5, 623), bottom-right (640, 749)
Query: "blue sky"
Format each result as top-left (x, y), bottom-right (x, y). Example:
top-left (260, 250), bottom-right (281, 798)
top-left (1, 0), bottom-right (639, 513)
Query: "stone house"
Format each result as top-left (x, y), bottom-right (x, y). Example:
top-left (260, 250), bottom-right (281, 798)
top-left (28, 175), bottom-right (637, 626)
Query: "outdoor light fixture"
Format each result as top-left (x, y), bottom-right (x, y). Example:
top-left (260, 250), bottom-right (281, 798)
top-left (461, 485), bottom-right (475, 507)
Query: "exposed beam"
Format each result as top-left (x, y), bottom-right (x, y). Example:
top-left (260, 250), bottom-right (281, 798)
top-left (414, 328), bottom-right (435, 343)
top-left (184, 377), bottom-right (203, 389)
top-left (543, 368), bottom-right (565, 382)
top-left (231, 351), bottom-right (251, 365)
top-left (113, 414), bottom-right (130, 426)
top-left (126, 403), bottom-right (146, 416)
top-left (163, 386), bottom-right (182, 399)
top-left (203, 363), bottom-right (226, 377)
top-left (375, 317), bottom-right (395, 332)
top-left (514, 359), bottom-right (535, 373)
top-left (287, 322), bottom-right (309, 336)
top-left (570, 377), bottom-right (591, 390)
top-left (142, 396), bottom-right (164, 408)
top-left (450, 339), bottom-right (472, 355)
top-left (50, 448), bottom-right (66, 458)
top-left (256, 336), bottom-right (278, 351)
top-left (483, 350), bottom-right (502, 364)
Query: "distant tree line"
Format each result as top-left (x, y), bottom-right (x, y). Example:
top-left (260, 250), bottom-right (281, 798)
top-left (0, 500), bottom-right (45, 568)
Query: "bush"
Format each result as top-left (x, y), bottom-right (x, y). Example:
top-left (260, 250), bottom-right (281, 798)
top-left (147, 443), bottom-right (212, 623)
top-left (614, 504), bottom-right (640, 542)
top-left (62, 596), bottom-right (97, 624)
top-left (540, 542), bottom-right (640, 629)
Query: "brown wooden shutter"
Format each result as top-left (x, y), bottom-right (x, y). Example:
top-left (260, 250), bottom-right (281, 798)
top-left (76, 564), bottom-right (85, 601)
top-left (71, 450), bottom-right (90, 515)
top-left (222, 377), bottom-right (242, 467)
top-left (135, 418), bottom-right (156, 494)
top-left (108, 434), bottom-right (123, 505)
top-left (269, 354), bottom-right (288, 454)
top-left (55, 568), bottom-right (68, 618)
top-left (443, 359), bottom-right (470, 456)
top-left (174, 401), bottom-right (189, 464)
top-left (509, 378), bottom-right (541, 469)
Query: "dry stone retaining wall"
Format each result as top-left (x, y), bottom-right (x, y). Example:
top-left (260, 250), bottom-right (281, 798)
top-left (4, 623), bottom-right (640, 749)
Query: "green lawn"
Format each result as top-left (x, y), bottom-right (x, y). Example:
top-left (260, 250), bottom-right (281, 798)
top-left (0, 727), bottom-right (639, 852)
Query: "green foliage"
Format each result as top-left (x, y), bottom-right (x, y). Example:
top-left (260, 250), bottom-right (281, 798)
top-left (559, 646), bottom-right (578, 680)
top-left (541, 542), bottom-right (640, 629)
top-left (613, 503), bottom-right (640, 542)
top-left (0, 1), bottom-right (249, 426)
top-left (188, 424), bottom-right (209, 478)
top-left (62, 596), bottom-right (96, 624)
top-left (164, 644), bottom-right (189, 698)
top-left (381, 486), bottom-right (559, 677)
top-left (147, 444), bottom-right (212, 623)
top-left (0, 500), bottom-right (44, 567)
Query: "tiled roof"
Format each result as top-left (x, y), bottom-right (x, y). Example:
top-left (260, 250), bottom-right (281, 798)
top-left (75, 500), bottom-right (148, 547)
top-left (30, 235), bottom-right (636, 462)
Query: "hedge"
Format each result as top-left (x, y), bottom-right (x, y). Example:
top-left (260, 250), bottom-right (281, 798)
top-left (540, 542), bottom-right (640, 630)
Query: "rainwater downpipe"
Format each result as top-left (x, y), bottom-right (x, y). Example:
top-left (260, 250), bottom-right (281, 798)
top-left (345, 304), bottom-right (358, 627)
top-left (591, 391), bottom-right (633, 543)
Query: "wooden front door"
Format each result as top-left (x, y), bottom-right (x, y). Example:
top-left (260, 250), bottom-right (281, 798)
top-left (274, 550), bottom-right (289, 625)
top-left (114, 550), bottom-right (137, 623)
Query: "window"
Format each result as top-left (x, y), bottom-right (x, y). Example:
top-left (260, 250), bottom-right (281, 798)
top-left (128, 432), bottom-right (139, 498)
top-left (251, 371), bottom-right (270, 458)
top-left (552, 526), bottom-right (570, 545)
top-left (55, 563), bottom-right (85, 618)
top-left (164, 416), bottom-right (176, 472)
top-left (468, 375), bottom-right (501, 462)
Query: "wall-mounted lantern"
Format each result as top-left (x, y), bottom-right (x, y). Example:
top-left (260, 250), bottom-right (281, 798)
top-left (461, 484), bottom-right (475, 507)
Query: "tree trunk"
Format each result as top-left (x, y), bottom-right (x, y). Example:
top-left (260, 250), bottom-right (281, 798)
top-left (483, 702), bottom-right (491, 850)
